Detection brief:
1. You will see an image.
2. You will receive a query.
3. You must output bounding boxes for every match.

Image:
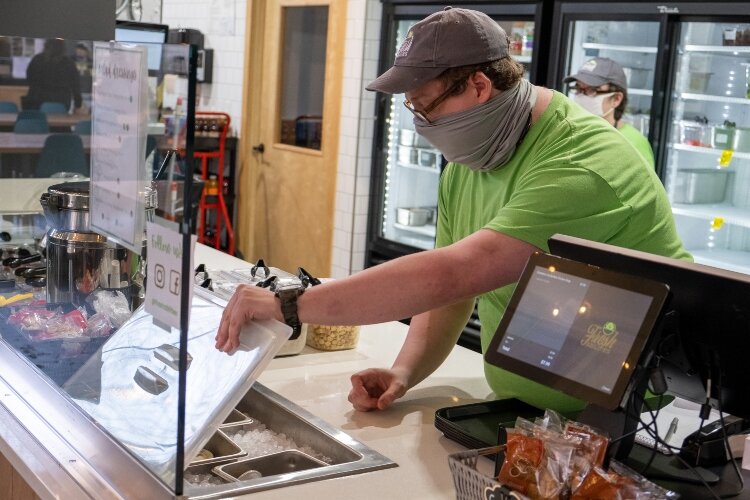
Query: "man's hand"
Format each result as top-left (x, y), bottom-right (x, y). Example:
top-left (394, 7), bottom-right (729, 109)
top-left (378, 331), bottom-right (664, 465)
top-left (348, 367), bottom-right (410, 411)
top-left (215, 284), bottom-right (283, 353)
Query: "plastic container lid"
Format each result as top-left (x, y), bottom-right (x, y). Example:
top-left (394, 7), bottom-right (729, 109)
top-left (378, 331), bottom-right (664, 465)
top-left (64, 292), bottom-right (291, 484)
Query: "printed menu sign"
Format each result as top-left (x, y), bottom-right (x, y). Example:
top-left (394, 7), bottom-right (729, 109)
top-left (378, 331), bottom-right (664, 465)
top-left (145, 220), bottom-right (197, 330)
top-left (90, 42), bottom-right (148, 253)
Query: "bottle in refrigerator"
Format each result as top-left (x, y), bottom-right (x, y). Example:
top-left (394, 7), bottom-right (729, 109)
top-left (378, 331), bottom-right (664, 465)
top-left (522, 26), bottom-right (534, 57)
top-left (510, 22), bottom-right (524, 56)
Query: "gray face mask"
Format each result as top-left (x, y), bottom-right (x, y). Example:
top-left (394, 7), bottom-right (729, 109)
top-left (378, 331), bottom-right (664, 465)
top-left (414, 79), bottom-right (537, 172)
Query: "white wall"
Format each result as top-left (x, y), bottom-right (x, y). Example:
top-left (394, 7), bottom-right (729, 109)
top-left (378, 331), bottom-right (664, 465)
top-left (162, 0), bottom-right (382, 277)
top-left (330, 0), bottom-right (381, 278)
top-left (161, 0), bottom-right (247, 135)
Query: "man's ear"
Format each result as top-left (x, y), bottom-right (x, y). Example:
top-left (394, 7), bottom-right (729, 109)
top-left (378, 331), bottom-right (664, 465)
top-left (468, 71), bottom-right (494, 103)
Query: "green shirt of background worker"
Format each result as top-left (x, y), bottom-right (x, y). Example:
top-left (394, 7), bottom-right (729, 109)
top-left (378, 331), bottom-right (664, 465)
top-left (565, 57), bottom-right (655, 168)
top-left (215, 8), bottom-right (690, 414)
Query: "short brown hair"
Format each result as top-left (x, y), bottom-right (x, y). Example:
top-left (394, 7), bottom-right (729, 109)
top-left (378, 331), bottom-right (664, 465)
top-left (436, 57), bottom-right (525, 97)
top-left (608, 84), bottom-right (628, 122)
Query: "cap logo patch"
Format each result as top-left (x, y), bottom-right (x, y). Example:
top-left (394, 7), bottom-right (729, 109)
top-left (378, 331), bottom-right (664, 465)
top-left (582, 59), bottom-right (598, 72)
top-left (396, 31), bottom-right (414, 58)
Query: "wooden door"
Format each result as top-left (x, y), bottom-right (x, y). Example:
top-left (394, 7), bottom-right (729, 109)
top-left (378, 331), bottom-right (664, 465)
top-left (238, 0), bottom-right (346, 276)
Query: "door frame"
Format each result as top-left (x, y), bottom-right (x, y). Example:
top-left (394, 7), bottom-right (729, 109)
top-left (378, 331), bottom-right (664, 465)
top-left (238, 0), bottom-right (346, 272)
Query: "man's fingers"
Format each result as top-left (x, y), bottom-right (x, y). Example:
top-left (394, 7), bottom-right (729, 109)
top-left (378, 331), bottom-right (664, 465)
top-left (377, 376), bottom-right (406, 409)
top-left (216, 308), bottom-right (231, 348)
top-left (349, 387), bottom-right (378, 412)
top-left (348, 377), bottom-right (380, 411)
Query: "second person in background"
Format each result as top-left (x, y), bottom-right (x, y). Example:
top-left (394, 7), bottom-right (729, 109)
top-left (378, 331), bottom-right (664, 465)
top-left (565, 57), bottom-right (655, 168)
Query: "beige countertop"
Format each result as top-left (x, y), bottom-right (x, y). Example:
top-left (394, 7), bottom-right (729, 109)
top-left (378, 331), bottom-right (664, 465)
top-left (0, 244), bottom-right (496, 499)
top-left (195, 244), bottom-right (496, 499)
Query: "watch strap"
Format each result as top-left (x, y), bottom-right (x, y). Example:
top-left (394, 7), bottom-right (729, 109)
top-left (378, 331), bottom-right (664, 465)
top-left (276, 287), bottom-right (303, 339)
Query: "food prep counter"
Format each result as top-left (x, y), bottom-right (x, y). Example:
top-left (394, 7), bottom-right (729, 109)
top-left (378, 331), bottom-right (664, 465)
top-left (0, 243), bottom-right (493, 499)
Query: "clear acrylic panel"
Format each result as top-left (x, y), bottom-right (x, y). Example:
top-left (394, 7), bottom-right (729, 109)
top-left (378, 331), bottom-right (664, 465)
top-left (663, 22), bottom-right (750, 274)
top-left (0, 33), bottom-right (200, 494)
top-left (279, 6), bottom-right (328, 150)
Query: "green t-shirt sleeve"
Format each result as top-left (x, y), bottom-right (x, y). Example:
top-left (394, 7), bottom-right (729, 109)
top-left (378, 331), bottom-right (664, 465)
top-left (484, 165), bottom-right (634, 251)
top-left (436, 168), bottom-right (454, 248)
top-left (619, 124), bottom-right (655, 169)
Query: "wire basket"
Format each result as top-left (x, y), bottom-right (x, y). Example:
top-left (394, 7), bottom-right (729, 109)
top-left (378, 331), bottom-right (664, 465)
top-left (448, 445), bottom-right (526, 500)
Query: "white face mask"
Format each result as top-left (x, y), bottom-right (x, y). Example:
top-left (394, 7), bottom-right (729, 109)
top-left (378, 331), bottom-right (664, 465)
top-left (573, 92), bottom-right (615, 118)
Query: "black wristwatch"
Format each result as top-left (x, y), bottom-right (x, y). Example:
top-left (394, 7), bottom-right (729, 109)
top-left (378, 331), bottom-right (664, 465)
top-left (274, 282), bottom-right (305, 339)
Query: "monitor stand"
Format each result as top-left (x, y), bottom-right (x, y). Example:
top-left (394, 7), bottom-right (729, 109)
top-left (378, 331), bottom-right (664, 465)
top-left (577, 402), bottom-right (639, 462)
top-left (577, 397), bottom-right (721, 487)
top-left (625, 445), bottom-right (720, 485)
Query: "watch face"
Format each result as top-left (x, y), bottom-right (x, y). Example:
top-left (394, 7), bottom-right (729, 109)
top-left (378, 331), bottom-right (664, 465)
top-left (273, 277), bottom-right (304, 293)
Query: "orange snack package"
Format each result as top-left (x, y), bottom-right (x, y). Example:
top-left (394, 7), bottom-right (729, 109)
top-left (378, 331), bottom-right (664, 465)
top-left (498, 431), bottom-right (545, 495)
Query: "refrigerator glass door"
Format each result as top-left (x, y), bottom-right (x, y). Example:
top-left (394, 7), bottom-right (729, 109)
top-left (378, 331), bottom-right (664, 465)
top-left (664, 22), bottom-right (750, 274)
top-left (562, 20), bottom-right (660, 141)
top-left (380, 18), bottom-right (535, 251)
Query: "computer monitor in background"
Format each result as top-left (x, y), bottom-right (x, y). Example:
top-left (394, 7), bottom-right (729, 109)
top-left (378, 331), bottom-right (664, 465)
top-left (548, 234), bottom-right (750, 419)
top-left (114, 20), bottom-right (168, 73)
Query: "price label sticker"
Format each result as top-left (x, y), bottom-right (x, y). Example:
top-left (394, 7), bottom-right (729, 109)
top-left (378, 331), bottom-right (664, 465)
top-left (719, 150), bottom-right (733, 167)
top-left (711, 217), bottom-right (725, 230)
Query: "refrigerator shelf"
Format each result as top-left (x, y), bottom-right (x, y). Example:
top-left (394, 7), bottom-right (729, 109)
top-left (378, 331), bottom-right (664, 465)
top-left (393, 222), bottom-right (436, 237)
top-left (671, 143), bottom-right (750, 161)
top-left (672, 203), bottom-right (750, 229)
top-left (397, 162), bottom-right (440, 174)
top-left (679, 93), bottom-right (750, 105)
top-left (580, 42), bottom-right (657, 54)
top-left (689, 248), bottom-right (750, 275)
top-left (684, 45), bottom-right (750, 55)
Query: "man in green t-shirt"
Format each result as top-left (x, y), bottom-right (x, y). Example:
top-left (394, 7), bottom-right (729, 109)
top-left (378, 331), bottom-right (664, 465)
top-left (215, 8), bottom-right (690, 414)
top-left (564, 57), bottom-right (655, 168)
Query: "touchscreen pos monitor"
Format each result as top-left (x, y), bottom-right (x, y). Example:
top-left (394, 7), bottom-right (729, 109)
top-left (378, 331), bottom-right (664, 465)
top-left (484, 252), bottom-right (670, 412)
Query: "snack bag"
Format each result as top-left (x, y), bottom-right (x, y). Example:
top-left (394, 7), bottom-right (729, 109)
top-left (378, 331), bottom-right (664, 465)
top-left (608, 460), bottom-right (678, 499)
top-left (532, 432), bottom-right (579, 499)
top-left (564, 421), bottom-right (610, 491)
top-left (571, 466), bottom-right (622, 499)
top-left (572, 461), bottom-right (677, 499)
top-left (499, 419), bottom-right (545, 495)
top-left (8, 306), bottom-right (58, 331)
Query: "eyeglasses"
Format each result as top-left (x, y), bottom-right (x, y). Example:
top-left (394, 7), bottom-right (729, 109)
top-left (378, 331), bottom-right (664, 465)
top-left (403, 78), bottom-right (466, 123)
top-left (569, 85), bottom-right (616, 97)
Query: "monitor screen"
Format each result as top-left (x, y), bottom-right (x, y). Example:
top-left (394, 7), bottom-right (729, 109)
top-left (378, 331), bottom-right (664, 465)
top-left (114, 22), bottom-right (168, 72)
top-left (548, 234), bottom-right (750, 418)
top-left (485, 252), bottom-right (670, 411)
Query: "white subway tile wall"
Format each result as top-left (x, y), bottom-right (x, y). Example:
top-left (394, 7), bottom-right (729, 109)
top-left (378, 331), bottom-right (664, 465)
top-left (162, 0), bottom-right (247, 135)
top-left (331, 0), bottom-right (381, 278)
top-left (162, 0), bottom-right (382, 277)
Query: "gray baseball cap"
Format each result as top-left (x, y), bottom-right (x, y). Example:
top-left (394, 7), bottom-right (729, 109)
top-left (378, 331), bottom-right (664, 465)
top-left (366, 7), bottom-right (509, 94)
top-left (563, 57), bottom-right (628, 89)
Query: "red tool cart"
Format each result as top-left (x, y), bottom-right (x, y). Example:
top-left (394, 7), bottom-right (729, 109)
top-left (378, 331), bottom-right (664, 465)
top-left (195, 111), bottom-right (235, 255)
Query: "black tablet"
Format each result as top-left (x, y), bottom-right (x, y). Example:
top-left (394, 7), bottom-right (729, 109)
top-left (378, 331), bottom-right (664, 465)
top-left (484, 252), bottom-right (670, 411)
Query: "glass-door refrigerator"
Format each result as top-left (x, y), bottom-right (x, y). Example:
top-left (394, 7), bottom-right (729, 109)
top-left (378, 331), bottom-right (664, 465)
top-left (367, 1), bottom-right (550, 267)
top-left (665, 20), bottom-right (750, 274)
top-left (550, 1), bottom-right (750, 275)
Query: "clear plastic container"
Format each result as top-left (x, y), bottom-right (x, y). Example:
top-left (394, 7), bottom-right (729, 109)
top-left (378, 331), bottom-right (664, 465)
top-left (679, 120), bottom-right (710, 147)
top-left (305, 324), bottom-right (360, 351)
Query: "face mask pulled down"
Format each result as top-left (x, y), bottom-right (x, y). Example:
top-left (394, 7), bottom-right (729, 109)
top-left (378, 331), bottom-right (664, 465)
top-left (414, 79), bottom-right (538, 172)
